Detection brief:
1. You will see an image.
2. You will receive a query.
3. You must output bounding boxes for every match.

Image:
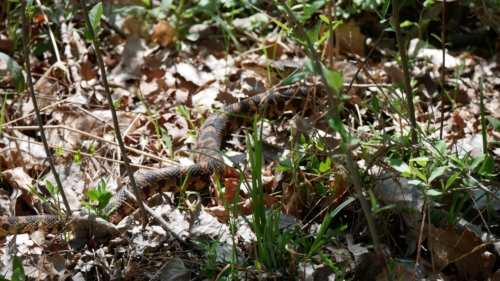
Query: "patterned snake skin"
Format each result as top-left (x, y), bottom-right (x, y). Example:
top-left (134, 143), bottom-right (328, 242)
top-left (0, 61), bottom-right (362, 236)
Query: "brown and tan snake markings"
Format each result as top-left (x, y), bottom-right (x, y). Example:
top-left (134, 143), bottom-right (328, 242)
top-left (0, 61), bottom-right (362, 236)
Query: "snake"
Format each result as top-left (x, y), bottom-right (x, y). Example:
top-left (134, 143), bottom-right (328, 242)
top-left (0, 59), bottom-right (362, 236)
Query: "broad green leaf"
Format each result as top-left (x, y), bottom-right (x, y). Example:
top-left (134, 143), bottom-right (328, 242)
top-left (82, 30), bottom-right (94, 41)
top-left (11, 256), bottom-right (25, 281)
top-left (319, 14), bottom-right (329, 24)
top-left (413, 168), bottom-right (427, 182)
top-left (429, 166), bottom-right (446, 183)
top-left (486, 116), bottom-right (500, 131)
top-left (89, 3), bottom-right (103, 30)
top-left (469, 155), bottom-right (485, 170)
top-left (98, 192), bottom-right (112, 210)
top-left (422, 188), bottom-right (442, 197)
top-left (385, 158), bottom-right (411, 174)
top-left (410, 156), bottom-right (429, 167)
top-left (445, 172), bottom-right (460, 189)
top-left (87, 190), bottom-right (100, 201)
top-left (323, 68), bottom-right (343, 94)
top-left (0, 52), bottom-right (25, 93)
top-left (282, 71), bottom-right (311, 85)
top-left (408, 179), bottom-right (425, 187)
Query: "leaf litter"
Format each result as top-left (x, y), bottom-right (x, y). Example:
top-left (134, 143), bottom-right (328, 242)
top-left (2, 3), bottom-right (500, 281)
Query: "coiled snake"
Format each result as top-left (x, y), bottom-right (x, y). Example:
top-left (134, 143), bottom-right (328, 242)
top-left (0, 60), bottom-right (362, 236)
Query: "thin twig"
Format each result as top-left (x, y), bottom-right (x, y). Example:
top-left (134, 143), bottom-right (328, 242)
top-left (79, 1), bottom-right (148, 225)
top-left (20, 0), bottom-right (72, 214)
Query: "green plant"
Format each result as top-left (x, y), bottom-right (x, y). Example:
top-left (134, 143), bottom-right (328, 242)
top-left (75, 3), bottom-right (103, 42)
top-left (0, 256), bottom-right (25, 281)
top-left (82, 179), bottom-right (112, 218)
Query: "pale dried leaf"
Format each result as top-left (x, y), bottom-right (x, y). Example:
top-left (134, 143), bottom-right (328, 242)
top-left (3, 167), bottom-right (40, 215)
top-left (160, 113), bottom-right (188, 144)
top-left (156, 256), bottom-right (190, 281)
top-left (176, 62), bottom-right (215, 87)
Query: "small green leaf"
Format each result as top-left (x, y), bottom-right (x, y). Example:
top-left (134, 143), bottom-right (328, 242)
top-left (319, 157), bottom-right (331, 173)
top-left (87, 190), bottom-right (100, 201)
top-left (381, 0), bottom-right (390, 18)
top-left (385, 158), bottom-right (411, 174)
top-left (429, 166), bottom-right (446, 183)
top-left (469, 155), bottom-right (486, 170)
top-left (410, 156), bottom-right (430, 167)
top-left (11, 256), bottom-right (25, 281)
top-left (319, 15), bottom-right (329, 24)
top-left (486, 116), bottom-right (500, 131)
top-left (73, 149), bottom-right (81, 164)
top-left (445, 172), bottom-right (460, 189)
top-left (431, 33), bottom-right (442, 43)
top-left (113, 97), bottom-right (122, 109)
top-left (97, 178), bottom-right (106, 193)
top-left (422, 189), bottom-right (442, 197)
top-left (400, 20), bottom-right (414, 28)
top-left (323, 68), bottom-right (343, 94)
top-left (408, 179), bottom-right (425, 187)
top-left (89, 3), bottom-right (103, 30)
top-left (81, 202), bottom-right (96, 215)
top-left (56, 146), bottom-right (63, 157)
top-left (282, 71), bottom-right (311, 85)
top-left (89, 143), bottom-right (95, 156)
top-left (83, 30), bottom-right (94, 41)
top-left (98, 192), bottom-right (112, 210)
top-left (371, 95), bottom-right (379, 112)
top-left (413, 168), bottom-right (427, 183)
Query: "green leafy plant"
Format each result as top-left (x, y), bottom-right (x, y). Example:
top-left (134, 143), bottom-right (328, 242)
top-left (82, 179), bottom-right (112, 218)
top-left (0, 256), bottom-right (26, 281)
top-left (76, 3), bottom-right (103, 42)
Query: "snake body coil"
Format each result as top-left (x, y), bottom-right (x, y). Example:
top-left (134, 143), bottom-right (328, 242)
top-left (0, 62), bottom-right (361, 236)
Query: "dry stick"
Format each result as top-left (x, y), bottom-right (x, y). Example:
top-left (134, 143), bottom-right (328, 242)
top-left (392, 0), bottom-right (417, 145)
top-left (78, 1), bottom-right (148, 226)
top-left (277, 1), bottom-right (389, 278)
top-left (20, 0), bottom-right (71, 214)
top-left (439, 0), bottom-right (446, 139)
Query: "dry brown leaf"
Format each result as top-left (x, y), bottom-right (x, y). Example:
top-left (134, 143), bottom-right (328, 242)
top-left (3, 167), bottom-right (39, 216)
top-left (427, 224), bottom-right (496, 279)
top-left (151, 20), bottom-right (178, 47)
top-left (336, 18), bottom-right (365, 56)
